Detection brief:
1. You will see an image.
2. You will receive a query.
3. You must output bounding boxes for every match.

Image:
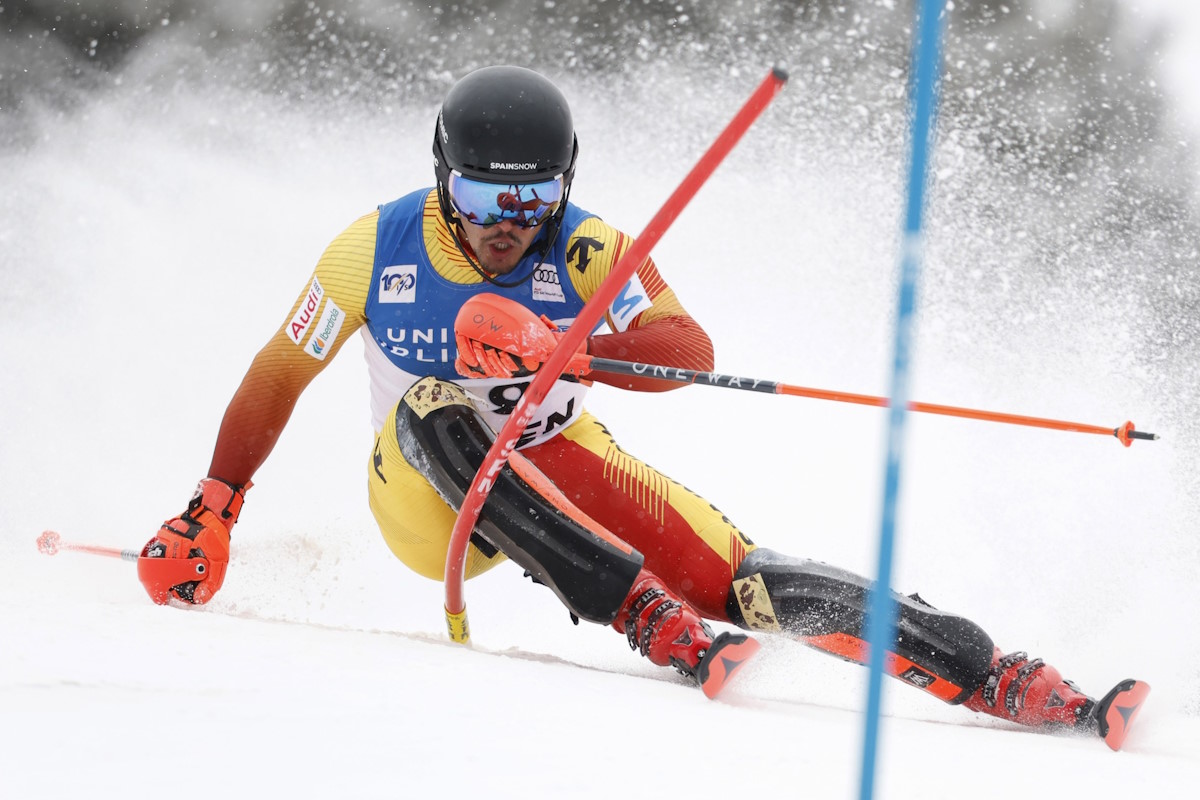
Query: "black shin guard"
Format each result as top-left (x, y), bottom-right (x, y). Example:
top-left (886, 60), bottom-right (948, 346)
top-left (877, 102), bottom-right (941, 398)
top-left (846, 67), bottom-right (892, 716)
top-left (394, 377), bottom-right (643, 625)
top-left (728, 548), bottom-right (993, 704)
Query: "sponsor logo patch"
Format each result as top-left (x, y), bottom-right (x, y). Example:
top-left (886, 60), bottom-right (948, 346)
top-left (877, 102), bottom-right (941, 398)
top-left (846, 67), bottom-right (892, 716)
top-left (568, 236), bottom-right (604, 273)
top-left (305, 298), bottom-right (344, 361)
top-left (899, 666), bottom-right (936, 689)
top-left (609, 274), bottom-right (653, 332)
top-left (379, 264), bottom-right (418, 304)
top-left (531, 263), bottom-right (566, 303)
top-left (288, 276), bottom-right (325, 344)
top-left (732, 574), bottom-right (780, 632)
top-left (406, 377), bottom-right (468, 420)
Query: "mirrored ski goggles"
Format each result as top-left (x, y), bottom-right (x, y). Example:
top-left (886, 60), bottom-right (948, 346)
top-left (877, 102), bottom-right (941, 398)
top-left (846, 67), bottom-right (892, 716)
top-left (447, 170), bottom-right (565, 228)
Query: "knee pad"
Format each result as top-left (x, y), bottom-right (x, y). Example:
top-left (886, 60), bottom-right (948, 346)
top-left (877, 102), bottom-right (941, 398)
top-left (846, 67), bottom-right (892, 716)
top-left (394, 376), bottom-right (643, 625)
top-left (729, 548), bottom-right (993, 704)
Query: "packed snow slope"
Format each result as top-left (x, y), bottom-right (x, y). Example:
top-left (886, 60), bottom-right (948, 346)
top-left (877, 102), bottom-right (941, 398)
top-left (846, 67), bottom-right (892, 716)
top-left (2, 1), bottom-right (1198, 797)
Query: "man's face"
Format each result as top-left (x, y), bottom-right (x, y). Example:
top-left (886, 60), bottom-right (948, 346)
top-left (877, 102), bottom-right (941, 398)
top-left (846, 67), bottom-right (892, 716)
top-left (456, 218), bottom-right (539, 275)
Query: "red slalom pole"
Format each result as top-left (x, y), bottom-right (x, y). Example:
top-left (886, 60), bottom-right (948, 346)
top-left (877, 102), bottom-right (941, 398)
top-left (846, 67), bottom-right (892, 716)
top-left (442, 67), bottom-right (789, 643)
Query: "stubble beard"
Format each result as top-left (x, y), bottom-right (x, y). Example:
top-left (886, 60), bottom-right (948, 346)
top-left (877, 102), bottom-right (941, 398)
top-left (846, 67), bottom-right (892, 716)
top-left (478, 230), bottom-right (526, 274)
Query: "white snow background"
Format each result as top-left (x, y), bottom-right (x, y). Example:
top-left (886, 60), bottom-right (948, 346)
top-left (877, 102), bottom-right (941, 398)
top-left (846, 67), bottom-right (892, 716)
top-left (2, 2), bottom-right (1199, 798)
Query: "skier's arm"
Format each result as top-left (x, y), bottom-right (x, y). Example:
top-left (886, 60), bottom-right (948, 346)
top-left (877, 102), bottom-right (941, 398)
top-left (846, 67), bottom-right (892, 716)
top-left (205, 332), bottom-right (332, 485)
top-left (138, 212), bottom-right (375, 606)
top-left (583, 290), bottom-right (713, 392)
top-left (565, 218), bottom-right (714, 392)
top-left (209, 216), bottom-right (374, 483)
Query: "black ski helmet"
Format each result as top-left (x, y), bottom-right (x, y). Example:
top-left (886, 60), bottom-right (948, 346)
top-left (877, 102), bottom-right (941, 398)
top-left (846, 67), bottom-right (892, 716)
top-left (433, 65), bottom-right (579, 225)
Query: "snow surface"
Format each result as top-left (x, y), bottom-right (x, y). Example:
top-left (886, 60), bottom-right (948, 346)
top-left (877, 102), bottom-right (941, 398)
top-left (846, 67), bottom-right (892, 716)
top-left (4, 5), bottom-right (1200, 799)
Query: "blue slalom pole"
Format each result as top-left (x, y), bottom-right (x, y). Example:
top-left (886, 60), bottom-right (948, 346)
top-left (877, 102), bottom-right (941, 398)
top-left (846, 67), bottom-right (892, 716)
top-left (858, 2), bottom-right (946, 799)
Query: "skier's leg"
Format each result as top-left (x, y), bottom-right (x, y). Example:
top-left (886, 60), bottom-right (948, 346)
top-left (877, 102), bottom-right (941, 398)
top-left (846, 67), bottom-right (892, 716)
top-left (521, 411), bottom-right (754, 621)
top-left (729, 547), bottom-right (1103, 732)
top-left (368, 421), bottom-right (506, 581)
top-left (523, 419), bottom-right (1103, 730)
top-left (390, 377), bottom-right (640, 622)
top-left (727, 547), bottom-right (994, 702)
top-left (385, 377), bottom-right (754, 692)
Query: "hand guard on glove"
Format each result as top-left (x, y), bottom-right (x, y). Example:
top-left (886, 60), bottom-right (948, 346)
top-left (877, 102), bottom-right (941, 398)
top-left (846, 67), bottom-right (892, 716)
top-left (454, 293), bottom-right (591, 380)
top-left (138, 477), bottom-right (249, 605)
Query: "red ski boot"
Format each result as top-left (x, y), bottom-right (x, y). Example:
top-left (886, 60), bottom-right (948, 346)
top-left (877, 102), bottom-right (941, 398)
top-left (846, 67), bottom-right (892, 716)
top-left (964, 648), bottom-right (1151, 750)
top-left (613, 570), bottom-right (759, 699)
top-left (964, 649), bottom-right (1097, 732)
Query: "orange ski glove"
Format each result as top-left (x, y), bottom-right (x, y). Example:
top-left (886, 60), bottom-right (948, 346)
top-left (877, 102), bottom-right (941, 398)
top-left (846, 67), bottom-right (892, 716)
top-left (454, 293), bottom-right (590, 379)
top-left (138, 478), bottom-right (249, 605)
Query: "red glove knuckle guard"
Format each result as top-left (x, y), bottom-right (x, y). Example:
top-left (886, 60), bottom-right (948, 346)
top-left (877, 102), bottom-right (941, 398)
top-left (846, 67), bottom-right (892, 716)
top-left (139, 478), bottom-right (249, 605)
top-left (452, 293), bottom-right (588, 380)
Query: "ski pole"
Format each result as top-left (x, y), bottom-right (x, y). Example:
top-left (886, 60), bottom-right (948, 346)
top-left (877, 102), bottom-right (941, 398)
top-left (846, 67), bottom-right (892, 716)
top-left (442, 67), bottom-right (790, 644)
top-left (37, 529), bottom-right (140, 561)
top-left (584, 357), bottom-right (1159, 446)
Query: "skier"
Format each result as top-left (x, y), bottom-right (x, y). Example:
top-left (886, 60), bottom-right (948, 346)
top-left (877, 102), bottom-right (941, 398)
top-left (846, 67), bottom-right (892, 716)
top-left (138, 65), bottom-right (1145, 743)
